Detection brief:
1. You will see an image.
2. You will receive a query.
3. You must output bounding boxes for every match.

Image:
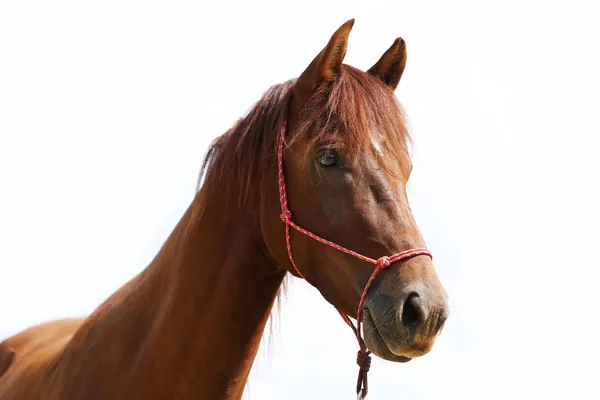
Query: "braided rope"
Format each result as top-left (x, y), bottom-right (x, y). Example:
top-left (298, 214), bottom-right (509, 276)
top-left (277, 123), bottom-right (432, 398)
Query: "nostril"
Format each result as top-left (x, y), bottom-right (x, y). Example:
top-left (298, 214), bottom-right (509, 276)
top-left (402, 293), bottom-right (425, 332)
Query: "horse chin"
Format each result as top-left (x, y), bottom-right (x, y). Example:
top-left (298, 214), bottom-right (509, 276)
top-left (362, 309), bottom-right (412, 363)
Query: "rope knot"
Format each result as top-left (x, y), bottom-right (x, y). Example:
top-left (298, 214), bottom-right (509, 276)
top-left (280, 210), bottom-right (292, 222)
top-left (356, 350), bottom-right (371, 372)
top-left (377, 256), bottom-right (391, 268)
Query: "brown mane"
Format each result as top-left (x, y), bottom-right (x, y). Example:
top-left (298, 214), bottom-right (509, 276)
top-left (292, 65), bottom-right (413, 179)
top-left (197, 64), bottom-right (413, 219)
top-left (197, 80), bottom-right (294, 216)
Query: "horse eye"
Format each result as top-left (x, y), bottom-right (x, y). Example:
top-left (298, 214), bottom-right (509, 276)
top-left (316, 149), bottom-right (337, 167)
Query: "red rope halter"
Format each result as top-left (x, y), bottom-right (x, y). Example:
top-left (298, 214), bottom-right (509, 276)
top-left (277, 123), bottom-right (432, 398)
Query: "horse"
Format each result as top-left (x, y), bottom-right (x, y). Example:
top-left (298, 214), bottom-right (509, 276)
top-left (0, 19), bottom-right (449, 399)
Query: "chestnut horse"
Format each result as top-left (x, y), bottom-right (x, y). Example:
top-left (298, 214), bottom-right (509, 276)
top-left (0, 19), bottom-right (449, 399)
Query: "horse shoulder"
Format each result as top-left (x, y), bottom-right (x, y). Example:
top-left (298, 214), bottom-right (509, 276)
top-left (0, 343), bottom-right (15, 378)
top-left (0, 318), bottom-right (84, 380)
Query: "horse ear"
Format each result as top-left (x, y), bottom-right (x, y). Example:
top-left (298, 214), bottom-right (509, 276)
top-left (367, 37), bottom-right (407, 91)
top-left (291, 19), bottom-right (355, 115)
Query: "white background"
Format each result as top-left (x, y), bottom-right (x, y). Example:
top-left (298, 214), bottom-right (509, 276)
top-left (1, 1), bottom-right (599, 399)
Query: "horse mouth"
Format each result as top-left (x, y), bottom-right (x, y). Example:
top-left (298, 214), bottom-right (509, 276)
top-left (362, 309), bottom-right (412, 363)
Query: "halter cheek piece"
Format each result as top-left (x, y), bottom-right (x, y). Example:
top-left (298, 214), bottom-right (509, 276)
top-left (277, 123), bottom-right (432, 398)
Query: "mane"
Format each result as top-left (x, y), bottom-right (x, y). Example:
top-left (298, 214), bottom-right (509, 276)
top-left (197, 64), bottom-right (413, 213)
top-left (194, 80), bottom-right (295, 357)
top-left (196, 79), bottom-right (295, 213)
top-left (292, 64), bottom-right (413, 180)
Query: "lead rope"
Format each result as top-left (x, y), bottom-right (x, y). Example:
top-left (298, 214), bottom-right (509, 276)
top-left (277, 123), bottom-right (432, 398)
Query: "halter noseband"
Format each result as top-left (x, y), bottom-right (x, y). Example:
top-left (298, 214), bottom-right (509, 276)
top-left (277, 123), bottom-right (432, 398)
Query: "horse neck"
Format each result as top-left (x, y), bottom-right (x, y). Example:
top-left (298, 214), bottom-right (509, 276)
top-left (57, 186), bottom-right (285, 399)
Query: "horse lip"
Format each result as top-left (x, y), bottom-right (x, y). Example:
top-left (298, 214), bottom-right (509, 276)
top-left (362, 308), bottom-right (412, 363)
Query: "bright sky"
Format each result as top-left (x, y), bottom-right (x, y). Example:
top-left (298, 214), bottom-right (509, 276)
top-left (1, 1), bottom-right (599, 399)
